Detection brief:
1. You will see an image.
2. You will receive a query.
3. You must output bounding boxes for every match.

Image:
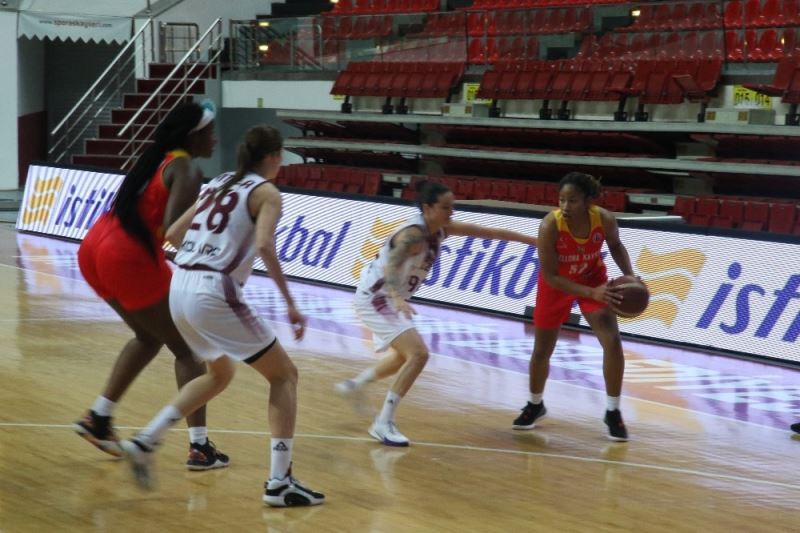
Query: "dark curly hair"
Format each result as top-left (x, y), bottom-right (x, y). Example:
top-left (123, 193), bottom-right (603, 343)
top-left (559, 171), bottom-right (601, 199)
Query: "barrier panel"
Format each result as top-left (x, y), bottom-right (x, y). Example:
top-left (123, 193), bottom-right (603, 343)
top-left (17, 163), bottom-right (800, 365)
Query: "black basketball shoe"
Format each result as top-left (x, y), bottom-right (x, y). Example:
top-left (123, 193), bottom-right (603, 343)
top-left (73, 410), bottom-right (123, 457)
top-left (512, 401), bottom-right (547, 430)
top-left (604, 409), bottom-right (629, 442)
top-left (186, 440), bottom-right (230, 471)
top-left (263, 465), bottom-right (325, 507)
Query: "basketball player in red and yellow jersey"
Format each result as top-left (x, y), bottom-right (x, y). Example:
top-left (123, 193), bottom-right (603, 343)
top-left (513, 172), bottom-right (636, 441)
top-left (74, 102), bottom-right (229, 469)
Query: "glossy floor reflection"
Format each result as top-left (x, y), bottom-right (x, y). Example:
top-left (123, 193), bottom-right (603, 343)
top-left (2, 229), bottom-right (799, 532)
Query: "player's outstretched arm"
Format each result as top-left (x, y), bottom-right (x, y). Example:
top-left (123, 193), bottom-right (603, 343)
top-left (446, 220), bottom-right (537, 247)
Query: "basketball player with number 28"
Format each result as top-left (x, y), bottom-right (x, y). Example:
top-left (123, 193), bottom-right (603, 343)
top-left (336, 180), bottom-right (538, 447)
top-left (119, 125), bottom-right (324, 507)
top-left (513, 172), bottom-right (636, 441)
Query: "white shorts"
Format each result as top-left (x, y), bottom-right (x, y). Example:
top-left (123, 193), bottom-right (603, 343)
top-left (354, 289), bottom-right (416, 352)
top-left (170, 269), bottom-right (277, 363)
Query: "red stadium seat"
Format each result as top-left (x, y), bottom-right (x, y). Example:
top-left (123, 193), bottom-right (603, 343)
top-left (719, 198), bottom-right (745, 227)
top-left (696, 196), bottom-right (720, 217)
top-left (768, 203), bottom-right (796, 234)
top-left (744, 201), bottom-right (771, 229)
top-left (670, 195), bottom-right (696, 218)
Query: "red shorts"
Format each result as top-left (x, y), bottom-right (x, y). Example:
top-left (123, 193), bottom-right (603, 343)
top-left (78, 214), bottom-right (171, 311)
top-left (533, 273), bottom-right (608, 329)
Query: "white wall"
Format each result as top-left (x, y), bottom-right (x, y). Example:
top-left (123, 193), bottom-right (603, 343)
top-left (223, 80), bottom-right (339, 111)
top-left (1, 11), bottom-right (19, 189)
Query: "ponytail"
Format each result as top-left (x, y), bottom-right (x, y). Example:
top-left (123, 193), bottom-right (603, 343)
top-left (215, 125), bottom-right (283, 198)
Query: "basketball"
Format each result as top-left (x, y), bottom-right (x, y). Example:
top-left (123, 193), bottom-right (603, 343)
top-left (608, 275), bottom-right (649, 318)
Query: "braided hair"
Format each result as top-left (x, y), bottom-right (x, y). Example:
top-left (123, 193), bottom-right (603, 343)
top-left (113, 102), bottom-right (206, 257)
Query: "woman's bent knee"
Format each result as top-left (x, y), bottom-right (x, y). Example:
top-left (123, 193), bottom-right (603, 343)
top-left (409, 349), bottom-right (429, 367)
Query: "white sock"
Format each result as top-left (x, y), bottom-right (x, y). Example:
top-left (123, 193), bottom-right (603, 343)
top-left (138, 405), bottom-right (183, 448)
top-left (529, 393), bottom-right (543, 405)
top-left (353, 367), bottom-right (377, 387)
top-left (377, 391), bottom-right (402, 424)
top-left (92, 396), bottom-right (116, 417)
top-left (188, 426), bottom-right (208, 445)
top-left (269, 438), bottom-right (294, 480)
top-left (607, 396), bottom-right (621, 411)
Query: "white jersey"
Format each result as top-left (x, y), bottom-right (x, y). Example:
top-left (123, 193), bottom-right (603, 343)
top-left (174, 171), bottom-right (269, 285)
top-left (357, 213), bottom-right (446, 301)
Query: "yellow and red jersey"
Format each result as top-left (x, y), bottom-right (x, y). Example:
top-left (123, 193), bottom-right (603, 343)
top-left (553, 204), bottom-right (607, 282)
top-left (138, 149), bottom-right (188, 244)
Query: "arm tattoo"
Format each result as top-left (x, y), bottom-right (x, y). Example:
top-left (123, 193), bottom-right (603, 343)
top-left (384, 230), bottom-right (425, 296)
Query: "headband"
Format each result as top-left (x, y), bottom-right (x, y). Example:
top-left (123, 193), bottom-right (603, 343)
top-left (189, 100), bottom-right (216, 133)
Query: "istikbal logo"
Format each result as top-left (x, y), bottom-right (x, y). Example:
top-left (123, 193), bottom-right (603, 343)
top-left (351, 218), bottom-right (405, 280)
top-left (625, 247), bottom-right (707, 325)
top-left (22, 176), bottom-right (63, 225)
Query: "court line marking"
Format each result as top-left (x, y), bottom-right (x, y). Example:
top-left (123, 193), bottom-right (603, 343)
top-left (1, 421), bottom-right (798, 491)
top-left (1, 261), bottom-right (799, 434)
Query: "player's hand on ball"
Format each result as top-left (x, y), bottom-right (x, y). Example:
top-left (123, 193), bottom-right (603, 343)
top-left (592, 283), bottom-right (624, 305)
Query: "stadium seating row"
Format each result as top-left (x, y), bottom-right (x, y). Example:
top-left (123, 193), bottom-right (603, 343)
top-left (277, 164), bottom-right (800, 234)
top-left (619, 1), bottom-right (723, 32)
top-left (461, 8), bottom-right (592, 36)
top-left (276, 164), bottom-right (382, 195)
top-left (331, 61), bottom-right (464, 112)
top-left (618, 0), bottom-right (800, 33)
top-left (465, 0), bottom-right (626, 9)
top-left (742, 55), bottom-right (800, 124)
top-left (435, 124), bottom-right (673, 156)
top-left (581, 30), bottom-right (800, 62)
top-left (475, 58), bottom-right (721, 120)
top-left (671, 195), bottom-right (800, 233)
top-left (328, 0), bottom-right (439, 15)
top-left (402, 175), bottom-right (629, 210)
top-left (322, 15), bottom-right (393, 39)
top-left (712, 133), bottom-right (800, 161)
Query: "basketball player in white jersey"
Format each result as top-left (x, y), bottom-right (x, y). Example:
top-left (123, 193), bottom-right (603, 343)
top-left (336, 180), bottom-right (538, 446)
top-left (119, 126), bottom-right (324, 507)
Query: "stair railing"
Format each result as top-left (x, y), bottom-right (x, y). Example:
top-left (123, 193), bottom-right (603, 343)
top-left (48, 18), bottom-right (155, 164)
top-left (117, 18), bottom-right (223, 170)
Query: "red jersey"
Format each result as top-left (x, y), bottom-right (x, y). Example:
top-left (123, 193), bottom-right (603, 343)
top-left (137, 149), bottom-right (187, 245)
top-left (554, 204), bottom-right (607, 282)
top-left (78, 149), bottom-right (189, 310)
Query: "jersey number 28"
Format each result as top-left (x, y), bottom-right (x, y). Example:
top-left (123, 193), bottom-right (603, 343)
top-left (190, 189), bottom-right (239, 234)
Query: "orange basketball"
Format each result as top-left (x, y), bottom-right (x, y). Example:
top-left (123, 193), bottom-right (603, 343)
top-left (608, 275), bottom-right (649, 318)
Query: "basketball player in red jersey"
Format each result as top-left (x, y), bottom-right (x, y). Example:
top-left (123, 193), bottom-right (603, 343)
top-left (513, 172), bottom-right (635, 441)
top-left (74, 102), bottom-right (229, 469)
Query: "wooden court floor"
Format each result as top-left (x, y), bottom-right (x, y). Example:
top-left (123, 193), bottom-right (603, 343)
top-left (1, 226), bottom-right (799, 532)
